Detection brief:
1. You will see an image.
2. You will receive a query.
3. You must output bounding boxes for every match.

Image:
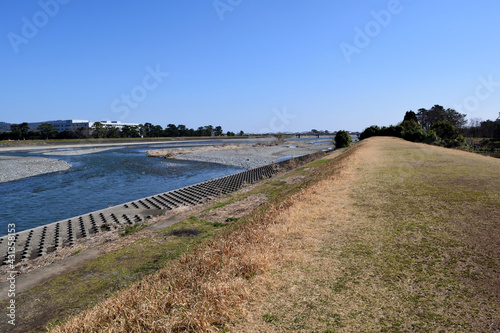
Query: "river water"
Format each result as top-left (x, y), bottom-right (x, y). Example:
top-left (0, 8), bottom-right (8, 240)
top-left (0, 141), bottom-right (246, 235)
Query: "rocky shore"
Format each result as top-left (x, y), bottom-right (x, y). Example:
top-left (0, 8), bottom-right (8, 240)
top-left (0, 156), bottom-right (72, 183)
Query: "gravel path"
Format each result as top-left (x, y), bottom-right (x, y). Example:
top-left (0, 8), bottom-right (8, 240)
top-left (0, 156), bottom-right (72, 183)
top-left (175, 142), bottom-right (333, 169)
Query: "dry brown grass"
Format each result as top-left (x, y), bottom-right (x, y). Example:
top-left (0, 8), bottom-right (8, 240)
top-left (231, 140), bottom-right (362, 332)
top-left (48, 197), bottom-right (288, 332)
top-left (199, 193), bottom-right (268, 223)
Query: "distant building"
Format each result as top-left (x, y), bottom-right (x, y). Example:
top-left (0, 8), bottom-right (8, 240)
top-left (98, 120), bottom-right (140, 130)
top-left (28, 120), bottom-right (140, 132)
top-left (28, 120), bottom-right (91, 132)
top-left (496, 112), bottom-right (500, 123)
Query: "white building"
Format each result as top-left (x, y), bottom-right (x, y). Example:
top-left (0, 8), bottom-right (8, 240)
top-left (97, 120), bottom-right (140, 130)
top-left (28, 120), bottom-right (91, 132)
top-left (28, 120), bottom-right (140, 132)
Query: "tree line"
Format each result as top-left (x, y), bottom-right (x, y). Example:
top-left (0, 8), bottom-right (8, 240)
top-left (461, 118), bottom-right (500, 138)
top-left (359, 105), bottom-right (500, 148)
top-left (1, 122), bottom-right (245, 141)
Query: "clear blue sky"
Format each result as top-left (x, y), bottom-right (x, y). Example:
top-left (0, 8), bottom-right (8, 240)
top-left (1, 0), bottom-right (500, 133)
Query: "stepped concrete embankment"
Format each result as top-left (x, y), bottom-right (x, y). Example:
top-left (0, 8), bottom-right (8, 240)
top-left (0, 150), bottom-right (328, 271)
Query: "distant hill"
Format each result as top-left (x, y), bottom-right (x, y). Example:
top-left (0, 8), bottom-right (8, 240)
top-left (0, 122), bottom-right (11, 133)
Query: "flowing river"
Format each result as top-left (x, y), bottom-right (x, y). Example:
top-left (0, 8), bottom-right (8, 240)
top-left (0, 141), bottom-right (246, 235)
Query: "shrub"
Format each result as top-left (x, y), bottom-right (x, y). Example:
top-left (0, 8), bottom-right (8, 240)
top-left (402, 128), bottom-right (427, 142)
top-left (423, 129), bottom-right (439, 144)
top-left (431, 121), bottom-right (460, 140)
top-left (359, 125), bottom-right (380, 140)
top-left (431, 121), bottom-right (465, 147)
top-left (401, 119), bottom-right (421, 132)
top-left (382, 125), bottom-right (403, 138)
top-left (335, 130), bottom-right (352, 149)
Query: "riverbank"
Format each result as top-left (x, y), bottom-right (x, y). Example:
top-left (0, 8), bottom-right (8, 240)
top-left (46, 137), bottom-right (499, 332)
top-left (0, 149), bottom-right (340, 332)
top-left (0, 156), bottom-right (72, 183)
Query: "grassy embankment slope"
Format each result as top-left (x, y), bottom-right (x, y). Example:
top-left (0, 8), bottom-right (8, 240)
top-left (51, 137), bottom-right (499, 332)
top-left (4, 145), bottom-right (336, 332)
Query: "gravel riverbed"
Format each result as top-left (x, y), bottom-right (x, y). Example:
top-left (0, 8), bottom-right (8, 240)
top-left (175, 142), bottom-right (333, 169)
top-left (40, 147), bottom-right (116, 156)
top-left (0, 139), bottom-right (333, 183)
top-left (0, 156), bottom-right (72, 183)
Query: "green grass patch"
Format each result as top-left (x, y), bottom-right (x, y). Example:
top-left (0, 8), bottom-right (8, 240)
top-left (304, 158), bottom-right (332, 168)
top-left (205, 200), bottom-right (233, 211)
top-left (119, 223), bottom-right (146, 236)
top-left (262, 313), bottom-right (278, 323)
